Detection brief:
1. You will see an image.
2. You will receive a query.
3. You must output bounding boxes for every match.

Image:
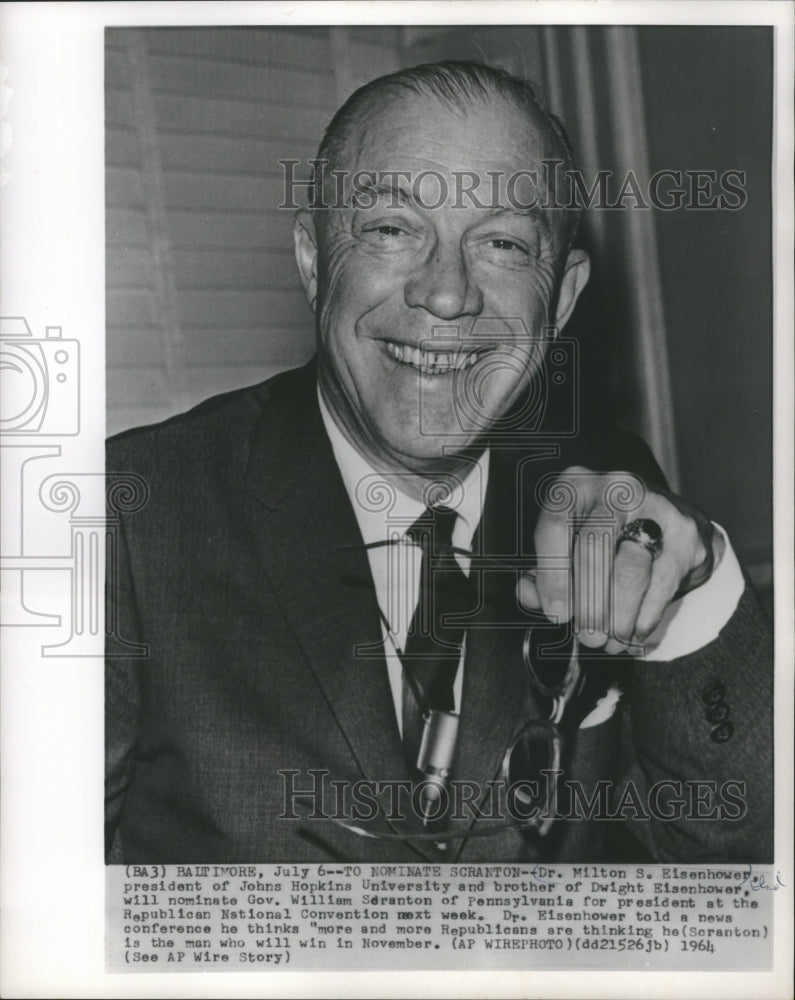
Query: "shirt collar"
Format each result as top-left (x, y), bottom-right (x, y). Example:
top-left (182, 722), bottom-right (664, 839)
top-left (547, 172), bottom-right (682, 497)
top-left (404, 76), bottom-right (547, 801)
top-left (318, 387), bottom-right (489, 548)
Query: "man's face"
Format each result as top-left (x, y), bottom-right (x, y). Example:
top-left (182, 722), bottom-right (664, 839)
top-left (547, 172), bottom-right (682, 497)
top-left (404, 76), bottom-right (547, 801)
top-left (294, 91), bottom-right (589, 476)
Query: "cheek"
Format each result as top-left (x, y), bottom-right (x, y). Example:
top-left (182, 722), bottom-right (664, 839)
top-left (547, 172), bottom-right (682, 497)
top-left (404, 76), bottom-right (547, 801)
top-left (318, 242), bottom-right (397, 346)
top-left (481, 258), bottom-right (559, 311)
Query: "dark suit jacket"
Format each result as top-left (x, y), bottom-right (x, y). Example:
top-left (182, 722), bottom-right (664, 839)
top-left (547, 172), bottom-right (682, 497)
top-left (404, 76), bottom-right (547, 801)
top-left (105, 362), bottom-right (773, 863)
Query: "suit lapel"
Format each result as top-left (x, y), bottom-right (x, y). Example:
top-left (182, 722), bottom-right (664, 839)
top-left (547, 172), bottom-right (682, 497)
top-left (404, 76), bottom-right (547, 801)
top-left (243, 365), bottom-right (409, 791)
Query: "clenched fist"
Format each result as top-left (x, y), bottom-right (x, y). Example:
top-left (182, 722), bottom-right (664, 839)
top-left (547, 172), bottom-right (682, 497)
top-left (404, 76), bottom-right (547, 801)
top-left (518, 466), bottom-right (724, 655)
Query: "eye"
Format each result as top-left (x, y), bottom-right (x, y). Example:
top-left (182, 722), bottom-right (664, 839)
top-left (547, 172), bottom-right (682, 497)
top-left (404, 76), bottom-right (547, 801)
top-left (473, 232), bottom-right (536, 269)
top-left (357, 218), bottom-right (420, 251)
top-left (488, 238), bottom-right (528, 255)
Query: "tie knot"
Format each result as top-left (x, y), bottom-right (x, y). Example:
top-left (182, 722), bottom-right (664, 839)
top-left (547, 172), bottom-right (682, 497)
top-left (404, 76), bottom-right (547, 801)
top-left (406, 504), bottom-right (458, 554)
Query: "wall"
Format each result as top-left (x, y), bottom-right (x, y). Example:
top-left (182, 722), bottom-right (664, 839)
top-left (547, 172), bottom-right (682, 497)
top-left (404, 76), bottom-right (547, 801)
top-left (637, 26), bottom-right (773, 594)
top-left (105, 27), bottom-right (400, 434)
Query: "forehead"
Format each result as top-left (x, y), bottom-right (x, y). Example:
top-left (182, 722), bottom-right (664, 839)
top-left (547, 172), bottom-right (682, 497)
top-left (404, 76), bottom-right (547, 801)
top-left (345, 89), bottom-right (554, 179)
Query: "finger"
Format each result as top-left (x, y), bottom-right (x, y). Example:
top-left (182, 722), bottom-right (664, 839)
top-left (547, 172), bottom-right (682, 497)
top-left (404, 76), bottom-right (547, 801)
top-left (628, 499), bottom-right (697, 642)
top-left (573, 523), bottom-right (611, 648)
top-left (534, 508), bottom-right (573, 623)
top-left (603, 540), bottom-right (653, 655)
top-left (633, 550), bottom-right (682, 643)
top-left (517, 573), bottom-right (541, 611)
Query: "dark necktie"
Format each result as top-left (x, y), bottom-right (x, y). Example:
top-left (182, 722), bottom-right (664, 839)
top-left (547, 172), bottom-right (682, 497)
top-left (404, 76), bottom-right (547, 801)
top-left (401, 504), bottom-right (472, 773)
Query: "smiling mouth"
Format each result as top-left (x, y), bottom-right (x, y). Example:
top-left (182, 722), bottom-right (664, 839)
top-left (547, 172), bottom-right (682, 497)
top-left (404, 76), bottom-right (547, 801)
top-left (385, 341), bottom-right (485, 375)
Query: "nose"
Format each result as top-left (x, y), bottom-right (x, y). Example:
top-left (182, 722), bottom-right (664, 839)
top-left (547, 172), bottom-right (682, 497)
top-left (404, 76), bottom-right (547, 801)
top-left (403, 238), bottom-right (483, 320)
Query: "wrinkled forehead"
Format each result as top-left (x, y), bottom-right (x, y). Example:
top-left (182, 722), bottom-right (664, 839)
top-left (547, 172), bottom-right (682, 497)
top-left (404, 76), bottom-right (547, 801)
top-left (359, 90), bottom-right (553, 161)
top-left (324, 90), bottom-right (568, 240)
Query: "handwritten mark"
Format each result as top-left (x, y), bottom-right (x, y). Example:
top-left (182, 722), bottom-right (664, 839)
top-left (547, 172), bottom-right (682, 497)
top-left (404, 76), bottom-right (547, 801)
top-left (739, 865), bottom-right (785, 891)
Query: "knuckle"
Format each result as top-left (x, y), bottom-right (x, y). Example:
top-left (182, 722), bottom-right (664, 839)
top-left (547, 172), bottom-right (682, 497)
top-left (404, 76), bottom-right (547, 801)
top-left (682, 515), bottom-right (699, 545)
top-left (578, 630), bottom-right (607, 649)
top-left (633, 613), bottom-right (659, 640)
top-left (615, 630), bottom-right (634, 647)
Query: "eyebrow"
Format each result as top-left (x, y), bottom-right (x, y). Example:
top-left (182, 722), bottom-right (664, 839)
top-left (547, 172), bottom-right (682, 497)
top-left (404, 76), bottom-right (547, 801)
top-left (480, 203), bottom-right (554, 241)
top-left (360, 178), bottom-right (556, 241)
top-left (367, 179), bottom-right (418, 207)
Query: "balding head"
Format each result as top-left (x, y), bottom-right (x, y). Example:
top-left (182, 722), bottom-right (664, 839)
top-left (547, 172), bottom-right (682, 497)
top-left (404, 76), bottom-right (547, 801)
top-left (313, 60), bottom-right (581, 255)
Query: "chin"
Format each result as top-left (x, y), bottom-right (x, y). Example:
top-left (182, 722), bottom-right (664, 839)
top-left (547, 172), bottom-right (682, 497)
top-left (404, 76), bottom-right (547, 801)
top-left (390, 433), bottom-right (480, 470)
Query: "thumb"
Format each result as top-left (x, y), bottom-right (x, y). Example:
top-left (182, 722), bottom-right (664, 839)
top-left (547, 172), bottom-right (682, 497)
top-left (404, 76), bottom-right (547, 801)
top-left (517, 572), bottom-right (541, 611)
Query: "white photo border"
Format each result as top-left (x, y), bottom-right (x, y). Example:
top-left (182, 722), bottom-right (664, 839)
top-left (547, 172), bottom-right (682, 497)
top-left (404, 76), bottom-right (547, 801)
top-left (0, 2), bottom-right (792, 998)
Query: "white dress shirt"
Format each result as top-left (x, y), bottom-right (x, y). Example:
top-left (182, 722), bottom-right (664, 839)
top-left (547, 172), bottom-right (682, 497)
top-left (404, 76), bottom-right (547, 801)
top-left (318, 391), bottom-right (487, 731)
top-left (318, 389), bottom-right (745, 732)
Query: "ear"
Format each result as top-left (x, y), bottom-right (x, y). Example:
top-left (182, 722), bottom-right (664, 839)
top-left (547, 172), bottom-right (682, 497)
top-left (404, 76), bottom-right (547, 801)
top-left (553, 249), bottom-right (590, 331)
top-left (293, 209), bottom-right (319, 311)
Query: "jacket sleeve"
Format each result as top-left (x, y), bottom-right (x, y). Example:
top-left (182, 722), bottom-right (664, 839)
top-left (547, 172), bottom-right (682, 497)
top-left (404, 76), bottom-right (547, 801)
top-left (611, 580), bottom-right (774, 861)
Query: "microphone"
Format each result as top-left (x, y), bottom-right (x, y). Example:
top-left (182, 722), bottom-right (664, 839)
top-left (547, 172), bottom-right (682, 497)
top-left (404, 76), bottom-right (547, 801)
top-left (415, 709), bottom-right (459, 829)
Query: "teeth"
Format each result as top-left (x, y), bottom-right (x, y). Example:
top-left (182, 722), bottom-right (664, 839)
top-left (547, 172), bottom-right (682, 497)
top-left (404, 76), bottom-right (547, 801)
top-left (386, 341), bottom-right (481, 374)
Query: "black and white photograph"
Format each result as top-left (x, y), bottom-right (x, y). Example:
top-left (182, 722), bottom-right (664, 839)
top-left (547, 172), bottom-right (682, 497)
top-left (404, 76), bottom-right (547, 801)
top-left (105, 23), bottom-right (774, 865)
top-left (1, 3), bottom-right (792, 997)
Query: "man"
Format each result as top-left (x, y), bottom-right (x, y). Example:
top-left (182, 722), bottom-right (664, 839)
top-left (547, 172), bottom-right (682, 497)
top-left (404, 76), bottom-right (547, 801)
top-left (105, 61), bottom-right (772, 863)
